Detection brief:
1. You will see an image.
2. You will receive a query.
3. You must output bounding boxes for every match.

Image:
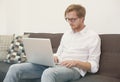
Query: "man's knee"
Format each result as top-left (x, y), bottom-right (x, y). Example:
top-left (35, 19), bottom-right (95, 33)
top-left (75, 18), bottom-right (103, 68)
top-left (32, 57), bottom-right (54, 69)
top-left (42, 68), bottom-right (56, 77)
top-left (9, 64), bottom-right (21, 72)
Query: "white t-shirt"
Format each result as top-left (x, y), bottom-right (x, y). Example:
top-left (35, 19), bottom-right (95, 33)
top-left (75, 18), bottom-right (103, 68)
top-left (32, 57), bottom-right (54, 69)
top-left (56, 27), bottom-right (101, 77)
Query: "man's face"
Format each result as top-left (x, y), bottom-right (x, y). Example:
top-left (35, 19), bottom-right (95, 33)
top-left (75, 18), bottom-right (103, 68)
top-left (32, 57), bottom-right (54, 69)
top-left (65, 11), bottom-right (84, 31)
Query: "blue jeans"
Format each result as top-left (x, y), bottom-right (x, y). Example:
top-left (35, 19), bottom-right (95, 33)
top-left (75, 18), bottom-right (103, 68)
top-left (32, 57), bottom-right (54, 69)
top-left (3, 63), bottom-right (81, 82)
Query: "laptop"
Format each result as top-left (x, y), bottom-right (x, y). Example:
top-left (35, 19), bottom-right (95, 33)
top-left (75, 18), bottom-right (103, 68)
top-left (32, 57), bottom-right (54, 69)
top-left (23, 38), bottom-right (55, 66)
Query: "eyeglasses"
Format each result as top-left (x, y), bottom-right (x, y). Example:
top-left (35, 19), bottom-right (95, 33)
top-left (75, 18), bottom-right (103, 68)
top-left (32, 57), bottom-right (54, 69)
top-left (65, 18), bottom-right (79, 23)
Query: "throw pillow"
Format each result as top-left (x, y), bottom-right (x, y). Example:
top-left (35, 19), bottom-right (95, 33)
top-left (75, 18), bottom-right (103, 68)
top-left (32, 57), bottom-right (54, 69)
top-left (4, 34), bottom-right (29, 63)
top-left (0, 35), bottom-right (14, 61)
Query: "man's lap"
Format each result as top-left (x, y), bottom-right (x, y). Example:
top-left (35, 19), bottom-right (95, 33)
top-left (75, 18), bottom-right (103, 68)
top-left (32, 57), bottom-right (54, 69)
top-left (11, 63), bottom-right (48, 79)
top-left (41, 65), bottom-right (81, 82)
top-left (10, 63), bottom-right (80, 81)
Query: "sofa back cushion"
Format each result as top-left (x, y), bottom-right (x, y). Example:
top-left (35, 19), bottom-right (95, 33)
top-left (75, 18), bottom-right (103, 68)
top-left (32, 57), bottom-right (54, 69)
top-left (24, 33), bottom-right (63, 53)
top-left (0, 35), bottom-right (14, 61)
top-left (99, 34), bottom-right (120, 79)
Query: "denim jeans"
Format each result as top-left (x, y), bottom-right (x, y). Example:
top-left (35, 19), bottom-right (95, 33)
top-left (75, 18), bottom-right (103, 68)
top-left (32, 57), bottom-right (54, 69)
top-left (4, 63), bottom-right (81, 82)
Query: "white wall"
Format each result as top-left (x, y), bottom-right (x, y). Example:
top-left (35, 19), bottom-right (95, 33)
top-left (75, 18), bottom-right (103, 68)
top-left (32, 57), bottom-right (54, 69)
top-left (0, 0), bottom-right (7, 34)
top-left (0, 0), bottom-right (120, 34)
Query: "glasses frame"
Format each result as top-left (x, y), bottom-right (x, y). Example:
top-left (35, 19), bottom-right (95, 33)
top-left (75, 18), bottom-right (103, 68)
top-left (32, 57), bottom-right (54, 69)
top-left (65, 17), bottom-right (80, 23)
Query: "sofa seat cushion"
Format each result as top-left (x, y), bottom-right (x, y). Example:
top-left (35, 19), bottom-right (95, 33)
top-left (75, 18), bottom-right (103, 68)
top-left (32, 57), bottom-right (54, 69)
top-left (0, 62), bottom-right (12, 82)
top-left (20, 79), bottom-right (40, 82)
top-left (70, 75), bottom-right (120, 82)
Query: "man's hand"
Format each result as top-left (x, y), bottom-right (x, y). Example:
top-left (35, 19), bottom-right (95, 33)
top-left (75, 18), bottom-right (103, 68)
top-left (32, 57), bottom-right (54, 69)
top-left (60, 60), bottom-right (91, 71)
top-left (60, 60), bottom-right (77, 68)
top-left (54, 56), bottom-right (59, 64)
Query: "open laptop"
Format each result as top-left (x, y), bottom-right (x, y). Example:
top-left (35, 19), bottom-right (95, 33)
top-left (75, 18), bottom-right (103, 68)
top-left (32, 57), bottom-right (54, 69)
top-left (23, 38), bottom-right (55, 66)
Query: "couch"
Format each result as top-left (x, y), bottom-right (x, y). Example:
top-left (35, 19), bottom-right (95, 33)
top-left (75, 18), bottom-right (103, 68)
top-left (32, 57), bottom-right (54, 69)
top-left (0, 33), bottom-right (120, 82)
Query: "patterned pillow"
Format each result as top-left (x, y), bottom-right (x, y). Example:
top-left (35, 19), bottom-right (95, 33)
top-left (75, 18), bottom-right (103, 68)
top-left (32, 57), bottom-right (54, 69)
top-left (4, 34), bottom-right (29, 63)
top-left (0, 35), bottom-right (14, 61)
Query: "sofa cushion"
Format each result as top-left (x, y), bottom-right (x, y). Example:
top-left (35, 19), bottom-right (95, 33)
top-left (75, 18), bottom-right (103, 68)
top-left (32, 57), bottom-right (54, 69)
top-left (98, 34), bottom-right (120, 79)
top-left (0, 35), bottom-right (14, 61)
top-left (0, 62), bottom-right (12, 82)
top-left (70, 75), bottom-right (120, 82)
top-left (20, 78), bottom-right (40, 82)
top-left (24, 33), bottom-right (63, 53)
top-left (4, 35), bottom-right (27, 64)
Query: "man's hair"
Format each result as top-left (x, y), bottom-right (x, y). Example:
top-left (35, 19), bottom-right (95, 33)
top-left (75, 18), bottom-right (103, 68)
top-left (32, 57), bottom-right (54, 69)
top-left (64, 4), bottom-right (86, 18)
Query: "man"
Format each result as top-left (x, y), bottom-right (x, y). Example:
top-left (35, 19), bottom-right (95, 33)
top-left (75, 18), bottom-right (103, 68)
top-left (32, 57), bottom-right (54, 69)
top-left (4, 4), bottom-right (101, 82)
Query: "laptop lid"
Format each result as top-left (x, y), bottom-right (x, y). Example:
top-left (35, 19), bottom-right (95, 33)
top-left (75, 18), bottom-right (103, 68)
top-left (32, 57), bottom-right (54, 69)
top-left (23, 38), bottom-right (55, 66)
